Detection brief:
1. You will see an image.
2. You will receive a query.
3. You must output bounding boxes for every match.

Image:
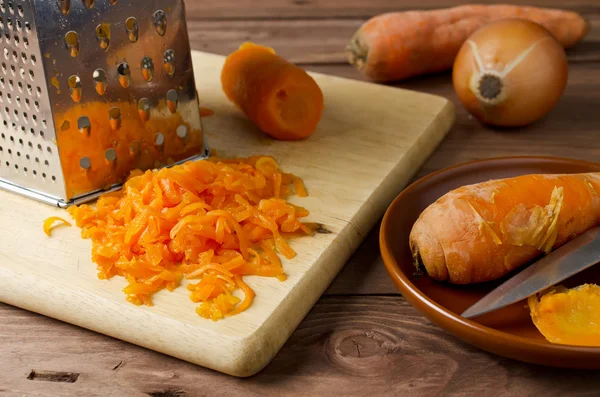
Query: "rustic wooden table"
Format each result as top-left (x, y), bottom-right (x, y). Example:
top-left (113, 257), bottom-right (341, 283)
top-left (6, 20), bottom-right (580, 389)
top-left (2, 1), bottom-right (600, 395)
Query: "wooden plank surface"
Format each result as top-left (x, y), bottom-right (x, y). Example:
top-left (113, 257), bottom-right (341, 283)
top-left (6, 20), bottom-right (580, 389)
top-left (186, 0), bottom-right (597, 19)
top-left (186, 15), bottom-right (600, 64)
top-left (2, 297), bottom-right (600, 397)
top-left (3, 0), bottom-right (600, 394)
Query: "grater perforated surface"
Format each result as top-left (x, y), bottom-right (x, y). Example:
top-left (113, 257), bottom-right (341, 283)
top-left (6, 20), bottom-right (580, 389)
top-left (0, 0), bottom-right (207, 207)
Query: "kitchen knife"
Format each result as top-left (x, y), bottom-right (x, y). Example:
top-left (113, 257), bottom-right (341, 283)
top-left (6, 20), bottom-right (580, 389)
top-left (461, 225), bottom-right (600, 319)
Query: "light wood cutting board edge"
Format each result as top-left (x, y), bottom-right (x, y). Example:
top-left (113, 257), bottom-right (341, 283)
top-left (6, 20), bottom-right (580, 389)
top-left (0, 50), bottom-right (456, 378)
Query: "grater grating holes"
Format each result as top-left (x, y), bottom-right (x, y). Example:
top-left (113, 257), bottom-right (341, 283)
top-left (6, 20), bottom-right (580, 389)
top-left (82, 0), bottom-right (94, 10)
top-left (141, 57), bottom-right (154, 82)
top-left (68, 75), bottom-right (81, 102)
top-left (166, 89), bottom-right (178, 113)
top-left (79, 156), bottom-right (91, 170)
top-left (117, 63), bottom-right (130, 88)
top-left (138, 98), bottom-right (149, 122)
top-left (93, 68), bottom-right (107, 95)
top-left (65, 31), bottom-right (79, 57)
top-left (78, 116), bottom-right (90, 134)
top-left (108, 106), bottom-right (121, 130)
top-left (95, 23), bottom-right (110, 50)
top-left (125, 17), bottom-right (138, 42)
top-left (153, 10), bottom-right (167, 36)
top-left (57, 0), bottom-right (69, 15)
top-left (164, 50), bottom-right (175, 76)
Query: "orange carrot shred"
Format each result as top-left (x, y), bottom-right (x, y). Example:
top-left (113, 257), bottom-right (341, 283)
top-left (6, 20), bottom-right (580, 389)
top-left (65, 156), bottom-right (311, 320)
top-left (43, 216), bottom-right (72, 236)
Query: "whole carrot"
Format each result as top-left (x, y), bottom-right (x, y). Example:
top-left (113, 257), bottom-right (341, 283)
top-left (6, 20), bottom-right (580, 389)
top-left (409, 172), bottom-right (600, 284)
top-left (348, 4), bottom-right (589, 82)
top-left (221, 42), bottom-right (324, 141)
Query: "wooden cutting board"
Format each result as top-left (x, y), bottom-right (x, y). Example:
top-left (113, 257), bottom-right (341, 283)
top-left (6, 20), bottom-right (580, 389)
top-left (0, 50), bottom-right (455, 377)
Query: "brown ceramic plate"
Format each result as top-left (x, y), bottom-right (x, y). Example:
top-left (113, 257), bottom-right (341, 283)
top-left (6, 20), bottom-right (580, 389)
top-left (380, 156), bottom-right (600, 369)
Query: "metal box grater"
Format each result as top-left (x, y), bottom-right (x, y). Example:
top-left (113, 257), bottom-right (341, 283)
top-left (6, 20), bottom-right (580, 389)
top-left (0, 0), bottom-right (208, 207)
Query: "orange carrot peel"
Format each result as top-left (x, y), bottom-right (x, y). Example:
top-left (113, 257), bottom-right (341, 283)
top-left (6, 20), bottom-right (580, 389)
top-left (66, 156), bottom-right (312, 321)
top-left (43, 216), bottom-right (72, 236)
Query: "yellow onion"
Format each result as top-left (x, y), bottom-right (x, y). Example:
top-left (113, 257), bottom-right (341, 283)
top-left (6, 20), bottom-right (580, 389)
top-left (452, 18), bottom-right (568, 127)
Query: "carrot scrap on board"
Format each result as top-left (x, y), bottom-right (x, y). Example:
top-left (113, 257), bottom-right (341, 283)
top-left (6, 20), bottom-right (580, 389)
top-left (199, 107), bottom-right (215, 118)
top-left (66, 156), bottom-right (312, 321)
top-left (221, 42), bottom-right (324, 141)
top-left (43, 216), bottom-right (72, 236)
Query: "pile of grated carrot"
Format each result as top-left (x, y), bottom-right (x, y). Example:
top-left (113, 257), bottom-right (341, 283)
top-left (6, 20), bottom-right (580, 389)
top-left (64, 155), bottom-right (312, 321)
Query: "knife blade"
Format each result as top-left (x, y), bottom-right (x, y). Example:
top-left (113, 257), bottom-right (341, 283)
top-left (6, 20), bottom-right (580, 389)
top-left (461, 226), bottom-right (600, 319)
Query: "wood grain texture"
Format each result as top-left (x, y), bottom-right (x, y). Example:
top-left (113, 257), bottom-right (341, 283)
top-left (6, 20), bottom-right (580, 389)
top-left (0, 51), bottom-right (454, 377)
top-left (185, 0), bottom-right (597, 19)
top-left (2, 297), bottom-right (600, 397)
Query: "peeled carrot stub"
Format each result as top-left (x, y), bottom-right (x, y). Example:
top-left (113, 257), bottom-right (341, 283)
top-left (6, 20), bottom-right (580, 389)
top-left (66, 156), bottom-right (312, 321)
top-left (528, 284), bottom-right (600, 346)
top-left (43, 216), bottom-right (72, 236)
top-left (221, 42), bottom-right (324, 141)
